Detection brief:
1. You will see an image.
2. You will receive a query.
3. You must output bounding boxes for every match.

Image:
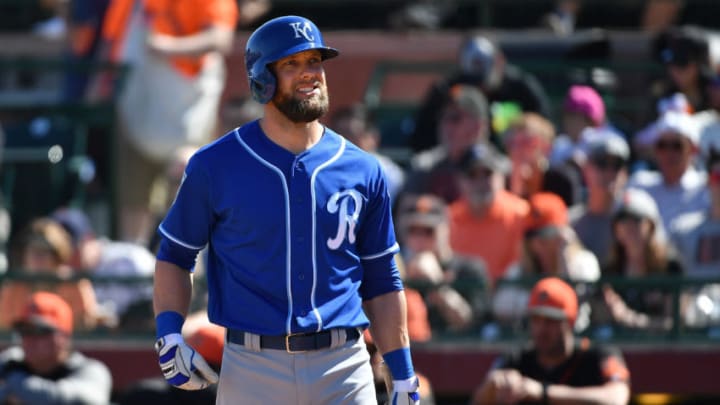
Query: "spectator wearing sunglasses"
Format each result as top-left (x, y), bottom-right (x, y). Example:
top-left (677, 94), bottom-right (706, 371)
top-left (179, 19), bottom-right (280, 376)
top-left (0, 292), bottom-right (112, 404)
top-left (670, 147), bottom-right (720, 276)
top-left (571, 136), bottom-right (631, 266)
top-left (396, 194), bottom-right (489, 335)
top-left (651, 25), bottom-right (713, 115)
top-left (628, 111), bottom-right (709, 234)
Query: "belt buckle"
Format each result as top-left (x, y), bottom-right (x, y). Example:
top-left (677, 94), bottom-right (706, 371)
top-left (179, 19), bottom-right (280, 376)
top-left (285, 332), bottom-right (308, 354)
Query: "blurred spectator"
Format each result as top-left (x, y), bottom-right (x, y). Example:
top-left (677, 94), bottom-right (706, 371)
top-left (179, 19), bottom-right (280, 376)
top-left (540, 0), bottom-right (582, 36)
top-left (696, 72), bottom-right (720, 161)
top-left (0, 217), bottom-right (100, 330)
top-left (651, 25), bottom-right (713, 114)
top-left (117, 322), bottom-right (224, 405)
top-left (471, 277), bottom-right (631, 405)
top-left (397, 194), bottom-right (489, 334)
top-left (402, 84), bottom-right (490, 204)
top-left (31, 0), bottom-right (68, 39)
top-left (61, 0), bottom-right (111, 101)
top-left (386, 0), bottom-right (456, 31)
top-left (634, 92), bottom-right (694, 164)
top-left (51, 207), bottom-right (155, 329)
top-left (0, 292), bottom-right (112, 404)
top-left (505, 112), bottom-right (584, 207)
top-left (218, 96), bottom-right (264, 137)
top-left (448, 143), bottom-right (528, 285)
top-left (597, 188), bottom-right (683, 332)
top-left (641, 0), bottom-right (684, 33)
top-left (410, 35), bottom-right (551, 153)
top-left (100, 0), bottom-right (239, 243)
top-left (330, 103), bottom-right (406, 202)
top-left (392, 253), bottom-right (432, 343)
top-left (493, 193), bottom-right (599, 332)
top-left (628, 111), bottom-right (710, 233)
top-left (571, 136), bottom-right (631, 265)
top-left (550, 85), bottom-right (624, 167)
top-left (670, 146), bottom-right (720, 276)
top-left (0, 123), bottom-right (9, 275)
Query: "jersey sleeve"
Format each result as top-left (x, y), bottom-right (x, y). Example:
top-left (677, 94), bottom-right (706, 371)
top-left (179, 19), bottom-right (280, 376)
top-left (358, 162), bottom-right (402, 300)
top-left (157, 155), bottom-right (214, 267)
top-left (202, 0), bottom-right (238, 29)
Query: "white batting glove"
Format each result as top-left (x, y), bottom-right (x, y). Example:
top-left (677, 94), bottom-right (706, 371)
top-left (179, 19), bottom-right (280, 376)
top-left (155, 333), bottom-right (219, 390)
top-left (391, 376), bottom-right (421, 405)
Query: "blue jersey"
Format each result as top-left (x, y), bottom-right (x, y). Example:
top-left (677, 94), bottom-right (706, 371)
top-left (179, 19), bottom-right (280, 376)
top-left (157, 120), bottom-right (402, 335)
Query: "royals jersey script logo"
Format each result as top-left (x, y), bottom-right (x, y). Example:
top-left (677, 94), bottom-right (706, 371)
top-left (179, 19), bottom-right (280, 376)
top-left (326, 190), bottom-right (364, 250)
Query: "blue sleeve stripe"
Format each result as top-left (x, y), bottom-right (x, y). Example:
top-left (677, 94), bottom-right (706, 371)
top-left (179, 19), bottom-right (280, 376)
top-left (360, 242), bottom-right (400, 261)
top-left (158, 224), bottom-right (205, 251)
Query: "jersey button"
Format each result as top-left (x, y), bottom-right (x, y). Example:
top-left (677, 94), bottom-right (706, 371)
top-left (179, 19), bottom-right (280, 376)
top-left (298, 274), bottom-right (305, 281)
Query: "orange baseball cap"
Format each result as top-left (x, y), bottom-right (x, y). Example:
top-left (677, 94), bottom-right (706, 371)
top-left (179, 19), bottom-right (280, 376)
top-left (524, 192), bottom-right (568, 238)
top-left (527, 277), bottom-right (578, 325)
top-left (186, 323), bottom-right (225, 367)
top-left (14, 291), bottom-right (74, 335)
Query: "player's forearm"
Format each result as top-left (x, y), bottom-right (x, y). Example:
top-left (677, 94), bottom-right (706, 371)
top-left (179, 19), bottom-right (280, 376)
top-left (546, 381), bottom-right (630, 405)
top-left (363, 289), bottom-right (410, 354)
top-left (153, 260), bottom-right (193, 317)
top-left (147, 26), bottom-right (234, 57)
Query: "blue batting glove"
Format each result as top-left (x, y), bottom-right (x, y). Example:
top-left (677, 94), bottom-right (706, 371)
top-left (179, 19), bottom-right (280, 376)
top-left (391, 375), bottom-right (420, 405)
top-left (155, 333), bottom-right (218, 390)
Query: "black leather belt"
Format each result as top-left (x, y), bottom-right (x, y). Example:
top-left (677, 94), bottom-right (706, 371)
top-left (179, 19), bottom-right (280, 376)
top-left (227, 327), bottom-right (361, 353)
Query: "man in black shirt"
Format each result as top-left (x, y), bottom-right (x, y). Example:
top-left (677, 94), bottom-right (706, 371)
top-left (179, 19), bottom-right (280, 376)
top-left (410, 35), bottom-right (551, 153)
top-left (471, 277), bottom-right (630, 405)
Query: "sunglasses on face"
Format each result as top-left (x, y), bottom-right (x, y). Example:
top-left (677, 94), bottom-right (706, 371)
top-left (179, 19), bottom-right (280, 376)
top-left (615, 212), bottom-right (644, 224)
top-left (406, 225), bottom-right (436, 237)
top-left (654, 138), bottom-right (685, 152)
top-left (15, 324), bottom-right (56, 337)
top-left (591, 157), bottom-right (625, 171)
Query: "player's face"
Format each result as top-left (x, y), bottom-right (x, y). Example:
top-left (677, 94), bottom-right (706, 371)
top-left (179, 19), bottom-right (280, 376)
top-left (19, 326), bottom-right (71, 374)
top-left (529, 315), bottom-right (567, 358)
top-left (271, 49), bottom-right (329, 123)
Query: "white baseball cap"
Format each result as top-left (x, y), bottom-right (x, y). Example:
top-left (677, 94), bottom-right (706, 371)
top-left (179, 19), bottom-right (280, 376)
top-left (650, 111), bottom-right (700, 146)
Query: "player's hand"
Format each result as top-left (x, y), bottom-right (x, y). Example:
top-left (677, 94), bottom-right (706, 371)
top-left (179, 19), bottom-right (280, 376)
top-left (155, 333), bottom-right (219, 390)
top-left (390, 376), bottom-right (420, 405)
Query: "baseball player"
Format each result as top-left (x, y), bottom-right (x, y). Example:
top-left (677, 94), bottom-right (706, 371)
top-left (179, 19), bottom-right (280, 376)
top-left (152, 15), bottom-right (420, 405)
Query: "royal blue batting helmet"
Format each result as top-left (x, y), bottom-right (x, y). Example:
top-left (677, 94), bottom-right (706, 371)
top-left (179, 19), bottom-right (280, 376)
top-left (245, 16), bottom-right (339, 104)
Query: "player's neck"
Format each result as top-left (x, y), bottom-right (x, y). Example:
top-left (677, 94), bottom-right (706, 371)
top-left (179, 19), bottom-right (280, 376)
top-left (260, 109), bottom-right (324, 154)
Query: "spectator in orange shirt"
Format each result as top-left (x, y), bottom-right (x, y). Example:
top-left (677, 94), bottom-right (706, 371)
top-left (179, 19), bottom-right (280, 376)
top-left (448, 143), bottom-right (529, 284)
top-left (0, 218), bottom-right (100, 331)
top-left (100, 0), bottom-right (240, 244)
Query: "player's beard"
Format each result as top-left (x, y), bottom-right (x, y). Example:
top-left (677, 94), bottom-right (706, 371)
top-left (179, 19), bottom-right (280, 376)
top-left (273, 85), bottom-right (329, 123)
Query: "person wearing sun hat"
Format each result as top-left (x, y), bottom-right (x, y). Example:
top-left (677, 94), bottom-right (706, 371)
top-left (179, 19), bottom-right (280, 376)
top-left (0, 291), bottom-right (112, 404)
top-left (628, 110), bottom-right (709, 234)
top-left (472, 277), bottom-right (631, 405)
top-left (491, 192), bottom-right (599, 331)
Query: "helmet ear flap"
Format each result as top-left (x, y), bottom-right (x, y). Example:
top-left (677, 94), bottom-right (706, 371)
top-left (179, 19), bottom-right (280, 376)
top-left (250, 68), bottom-right (276, 104)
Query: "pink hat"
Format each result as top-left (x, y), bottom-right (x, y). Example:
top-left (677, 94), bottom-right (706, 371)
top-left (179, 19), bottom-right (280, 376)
top-left (563, 85), bottom-right (605, 126)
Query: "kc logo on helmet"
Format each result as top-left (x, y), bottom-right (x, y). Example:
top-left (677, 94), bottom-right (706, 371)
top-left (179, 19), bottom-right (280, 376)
top-left (289, 22), bottom-right (315, 42)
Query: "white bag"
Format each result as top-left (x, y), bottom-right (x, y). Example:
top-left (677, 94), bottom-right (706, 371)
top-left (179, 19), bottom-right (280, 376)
top-left (117, 5), bottom-right (225, 163)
